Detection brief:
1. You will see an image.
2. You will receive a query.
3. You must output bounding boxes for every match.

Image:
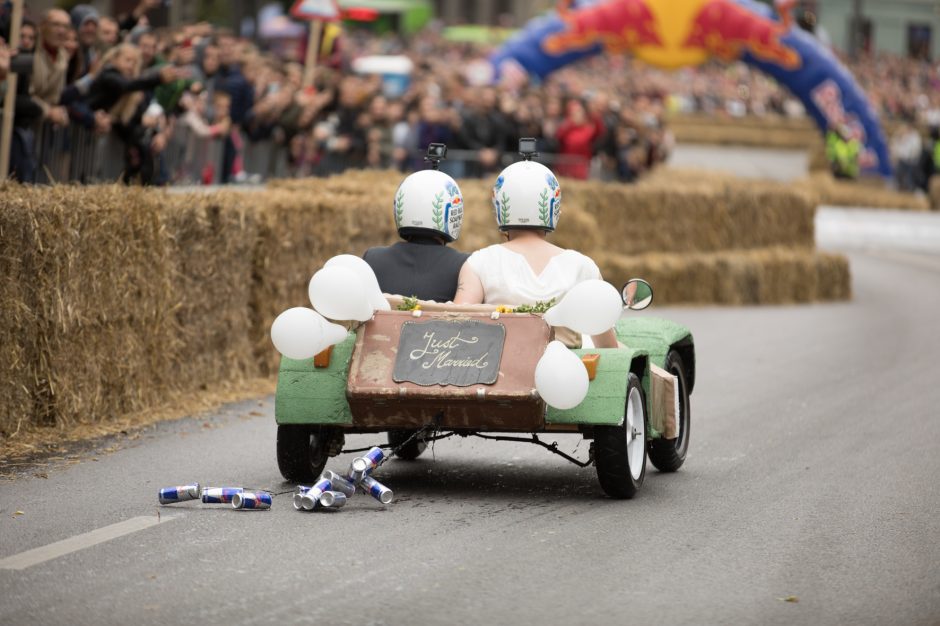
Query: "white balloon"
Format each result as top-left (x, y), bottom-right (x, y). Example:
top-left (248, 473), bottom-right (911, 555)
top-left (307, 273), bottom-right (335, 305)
top-left (271, 307), bottom-right (326, 360)
top-left (544, 279), bottom-right (622, 336)
top-left (324, 254), bottom-right (390, 311)
top-left (321, 320), bottom-right (349, 346)
top-left (535, 341), bottom-right (590, 410)
top-left (308, 266), bottom-right (374, 322)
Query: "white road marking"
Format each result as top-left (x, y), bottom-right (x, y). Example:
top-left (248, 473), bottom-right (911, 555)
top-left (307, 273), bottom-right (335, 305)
top-left (0, 515), bottom-right (178, 570)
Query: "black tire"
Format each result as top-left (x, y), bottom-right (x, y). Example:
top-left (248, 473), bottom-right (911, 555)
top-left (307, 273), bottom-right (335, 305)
top-left (277, 424), bottom-right (330, 483)
top-left (388, 429), bottom-right (427, 460)
top-left (595, 372), bottom-right (647, 499)
top-left (648, 350), bottom-right (691, 473)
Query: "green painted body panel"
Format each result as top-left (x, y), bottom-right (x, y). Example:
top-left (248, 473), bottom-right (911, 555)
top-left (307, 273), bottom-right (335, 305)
top-left (275, 333), bottom-right (356, 425)
top-left (545, 348), bottom-right (642, 426)
top-left (616, 317), bottom-right (692, 367)
top-left (273, 318), bottom-right (693, 433)
top-left (616, 317), bottom-right (695, 392)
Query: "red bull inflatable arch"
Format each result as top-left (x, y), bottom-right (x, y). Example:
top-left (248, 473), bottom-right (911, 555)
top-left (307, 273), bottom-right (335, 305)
top-left (490, 0), bottom-right (891, 177)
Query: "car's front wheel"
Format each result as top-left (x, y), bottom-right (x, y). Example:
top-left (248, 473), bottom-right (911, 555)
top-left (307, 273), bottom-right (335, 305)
top-left (277, 424), bottom-right (332, 483)
top-left (594, 372), bottom-right (647, 499)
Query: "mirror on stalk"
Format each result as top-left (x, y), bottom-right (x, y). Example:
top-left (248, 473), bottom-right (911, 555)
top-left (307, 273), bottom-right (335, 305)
top-left (621, 278), bottom-right (653, 310)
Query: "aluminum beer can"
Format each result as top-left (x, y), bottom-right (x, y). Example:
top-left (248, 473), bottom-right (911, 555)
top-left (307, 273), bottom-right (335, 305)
top-left (318, 491), bottom-right (347, 509)
top-left (346, 457), bottom-right (369, 484)
top-left (158, 483), bottom-right (200, 504)
top-left (360, 475), bottom-right (393, 505)
top-left (299, 477), bottom-right (332, 511)
top-left (232, 491), bottom-right (272, 510)
top-left (320, 470), bottom-right (356, 497)
top-left (362, 447), bottom-right (386, 473)
top-left (201, 487), bottom-right (244, 504)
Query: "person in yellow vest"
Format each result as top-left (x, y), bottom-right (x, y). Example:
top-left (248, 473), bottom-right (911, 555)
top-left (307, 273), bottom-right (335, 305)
top-left (929, 126), bottom-right (940, 175)
top-left (826, 124), bottom-right (861, 180)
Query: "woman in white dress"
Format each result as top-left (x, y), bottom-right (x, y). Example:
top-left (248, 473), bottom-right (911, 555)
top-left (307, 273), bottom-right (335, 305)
top-left (454, 160), bottom-right (619, 348)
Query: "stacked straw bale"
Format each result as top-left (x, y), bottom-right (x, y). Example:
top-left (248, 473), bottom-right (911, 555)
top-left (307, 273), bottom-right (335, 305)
top-left (808, 173), bottom-right (929, 211)
top-left (1, 170), bottom-right (851, 437)
top-left (0, 186), bottom-right (40, 434)
top-left (667, 113), bottom-right (819, 148)
top-left (930, 177), bottom-right (940, 211)
top-left (249, 186), bottom-right (398, 374)
top-left (163, 192), bottom-right (260, 384)
top-left (1, 186), bottom-right (178, 430)
top-left (596, 247), bottom-right (850, 305)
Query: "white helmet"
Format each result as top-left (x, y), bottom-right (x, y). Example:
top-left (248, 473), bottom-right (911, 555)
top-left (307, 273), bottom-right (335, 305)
top-left (492, 161), bottom-right (562, 232)
top-left (393, 170), bottom-right (464, 242)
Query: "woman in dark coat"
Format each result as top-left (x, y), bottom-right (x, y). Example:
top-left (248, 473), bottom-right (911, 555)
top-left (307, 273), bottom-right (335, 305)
top-left (85, 43), bottom-right (183, 182)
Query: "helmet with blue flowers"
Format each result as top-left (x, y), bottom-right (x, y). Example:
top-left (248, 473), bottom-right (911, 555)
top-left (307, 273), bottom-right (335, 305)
top-left (393, 169), bottom-right (464, 242)
top-left (492, 161), bottom-right (562, 232)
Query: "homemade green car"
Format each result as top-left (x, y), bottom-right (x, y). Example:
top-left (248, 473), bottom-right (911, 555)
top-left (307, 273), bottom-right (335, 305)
top-left (274, 280), bottom-right (694, 499)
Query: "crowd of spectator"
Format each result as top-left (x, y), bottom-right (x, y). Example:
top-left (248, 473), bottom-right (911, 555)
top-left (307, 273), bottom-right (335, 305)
top-left (1, 2), bottom-right (940, 187)
top-left (0, 3), bottom-right (674, 185)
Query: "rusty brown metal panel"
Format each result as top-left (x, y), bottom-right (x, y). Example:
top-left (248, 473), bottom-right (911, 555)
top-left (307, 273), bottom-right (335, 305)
top-left (347, 310), bottom-right (550, 431)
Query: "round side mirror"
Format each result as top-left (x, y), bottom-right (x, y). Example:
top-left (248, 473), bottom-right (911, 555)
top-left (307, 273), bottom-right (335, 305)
top-left (621, 278), bottom-right (653, 311)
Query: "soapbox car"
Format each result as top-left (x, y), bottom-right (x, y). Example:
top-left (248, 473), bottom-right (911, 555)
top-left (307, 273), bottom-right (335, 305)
top-left (274, 281), bottom-right (694, 499)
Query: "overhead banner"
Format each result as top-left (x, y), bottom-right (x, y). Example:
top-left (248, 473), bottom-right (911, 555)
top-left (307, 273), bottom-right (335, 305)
top-left (490, 0), bottom-right (891, 177)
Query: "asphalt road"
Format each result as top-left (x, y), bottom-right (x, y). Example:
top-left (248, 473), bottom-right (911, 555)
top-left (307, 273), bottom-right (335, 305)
top-left (1, 245), bottom-right (939, 625)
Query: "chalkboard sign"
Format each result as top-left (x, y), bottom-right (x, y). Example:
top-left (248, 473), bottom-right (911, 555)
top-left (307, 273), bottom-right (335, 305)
top-left (392, 320), bottom-right (505, 387)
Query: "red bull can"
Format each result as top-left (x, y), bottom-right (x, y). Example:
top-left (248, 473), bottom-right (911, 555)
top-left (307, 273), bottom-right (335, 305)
top-left (362, 447), bottom-right (386, 473)
top-left (360, 475), bottom-right (393, 505)
top-left (346, 457), bottom-right (369, 484)
top-left (201, 487), bottom-right (244, 504)
top-left (321, 470), bottom-right (356, 497)
top-left (158, 483), bottom-right (200, 504)
top-left (318, 491), bottom-right (347, 509)
top-left (299, 477), bottom-right (332, 511)
top-left (232, 491), bottom-right (273, 510)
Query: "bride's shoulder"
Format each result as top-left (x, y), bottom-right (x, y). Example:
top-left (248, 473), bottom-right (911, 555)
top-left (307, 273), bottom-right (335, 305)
top-left (560, 248), bottom-right (601, 272)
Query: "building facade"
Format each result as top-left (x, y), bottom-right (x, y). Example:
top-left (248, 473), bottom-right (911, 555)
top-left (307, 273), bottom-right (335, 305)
top-left (430, 0), bottom-right (552, 27)
top-left (812, 0), bottom-right (940, 59)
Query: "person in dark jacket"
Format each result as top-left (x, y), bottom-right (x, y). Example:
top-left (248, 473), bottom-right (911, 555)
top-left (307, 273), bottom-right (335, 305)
top-left (67, 3), bottom-right (98, 82)
top-left (363, 166), bottom-right (468, 303)
top-left (362, 162), bottom-right (470, 457)
top-left (216, 31), bottom-right (253, 182)
top-left (85, 43), bottom-right (183, 182)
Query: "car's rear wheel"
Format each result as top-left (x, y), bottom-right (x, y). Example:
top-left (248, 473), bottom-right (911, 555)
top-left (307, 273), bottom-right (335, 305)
top-left (388, 429), bottom-right (427, 460)
top-left (648, 350), bottom-right (691, 472)
top-left (594, 372), bottom-right (647, 499)
top-left (277, 424), bottom-right (331, 483)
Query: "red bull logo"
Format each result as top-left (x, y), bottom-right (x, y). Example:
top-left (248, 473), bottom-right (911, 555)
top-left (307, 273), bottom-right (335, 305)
top-left (543, 0), bottom-right (662, 55)
top-left (542, 0), bottom-right (801, 72)
top-left (683, 0), bottom-right (801, 70)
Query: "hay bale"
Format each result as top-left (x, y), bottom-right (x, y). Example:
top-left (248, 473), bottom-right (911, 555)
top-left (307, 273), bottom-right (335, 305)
top-left (0, 185), bottom-right (40, 436)
top-left (271, 171), bottom-right (816, 254)
top-left (162, 191), bottom-right (260, 385)
top-left (667, 113), bottom-right (819, 148)
top-left (596, 246), bottom-right (850, 305)
top-left (0, 170), bottom-right (852, 439)
top-left (249, 188), bottom-right (399, 374)
top-left (815, 251), bottom-right (853, 301)
top-left (929, 177), bottom-right (940, 211)
top-left (1, 185), bottom-right (179, 429)
top-left (808, 172), bottom-right (928, 210)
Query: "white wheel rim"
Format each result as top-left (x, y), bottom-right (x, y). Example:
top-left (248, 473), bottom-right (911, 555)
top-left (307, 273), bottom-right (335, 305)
top-left (625, 386), bottom-right (645, 480)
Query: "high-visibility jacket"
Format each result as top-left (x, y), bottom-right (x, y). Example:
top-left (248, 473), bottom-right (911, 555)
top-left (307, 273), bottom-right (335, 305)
top-left (826, 131), bottom-right (860, 179)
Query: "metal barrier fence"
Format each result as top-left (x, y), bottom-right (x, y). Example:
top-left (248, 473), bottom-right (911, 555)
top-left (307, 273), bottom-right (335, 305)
top-left (33, 122), bottom-right (100, 184)
top-left (15, 122), bottom-right (597, 185)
